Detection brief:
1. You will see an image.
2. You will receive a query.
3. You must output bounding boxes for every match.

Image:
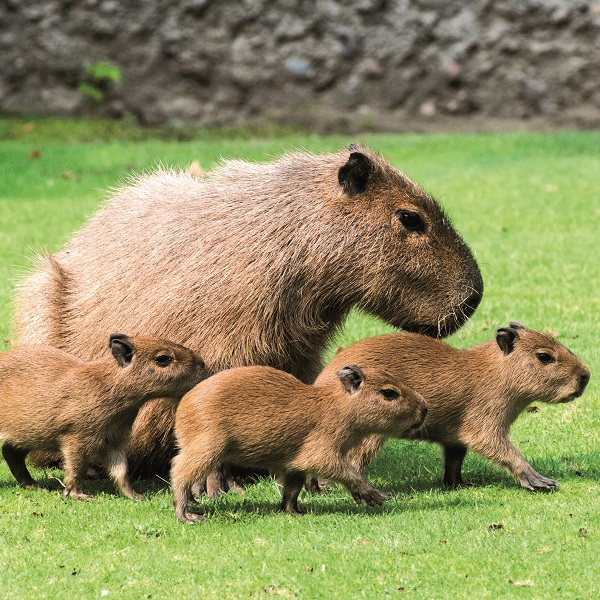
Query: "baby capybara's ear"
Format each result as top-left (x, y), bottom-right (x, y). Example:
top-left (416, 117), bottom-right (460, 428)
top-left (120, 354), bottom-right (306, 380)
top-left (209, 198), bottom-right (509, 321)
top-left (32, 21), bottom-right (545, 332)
top-left (496, 326), bottom-right (520, 356)
top-left (109, 333), bottom-right (136, 367)
top-left (337, 365), bottom-right (365, 394)
top-left (338, 152), bottom-right (374, 197)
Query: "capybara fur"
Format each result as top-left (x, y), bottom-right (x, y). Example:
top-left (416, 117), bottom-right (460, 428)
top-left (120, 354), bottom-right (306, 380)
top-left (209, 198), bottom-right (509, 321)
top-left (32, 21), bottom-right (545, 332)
top-left (171, 364), bottom-right (428, 523)
top-left (15, 147), bottom-right (483, 475)
top-left (0, 334), bottom-right (205, 499)
top-left (316, 323), bottom-right (590, 491)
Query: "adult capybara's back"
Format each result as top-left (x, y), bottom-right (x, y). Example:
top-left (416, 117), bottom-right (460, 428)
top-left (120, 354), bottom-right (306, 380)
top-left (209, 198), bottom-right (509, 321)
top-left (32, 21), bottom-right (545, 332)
top-left (15, 146), bottom-right (483, 475)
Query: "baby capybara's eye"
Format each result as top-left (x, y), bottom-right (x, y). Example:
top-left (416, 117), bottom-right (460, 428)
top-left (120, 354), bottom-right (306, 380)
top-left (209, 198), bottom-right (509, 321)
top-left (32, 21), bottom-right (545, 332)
top-left (396, 210), bottom-right (425, 233)
top-left (535, 352), bottom-right (556, 365)
top-left (380, 388), bottom-right (400, 400)
top-left (154, 355), bottom-right (174, 367)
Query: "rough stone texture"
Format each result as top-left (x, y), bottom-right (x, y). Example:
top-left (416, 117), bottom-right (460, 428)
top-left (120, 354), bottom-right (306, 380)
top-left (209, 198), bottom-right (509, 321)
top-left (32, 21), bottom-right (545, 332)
top-left (1, 0), bottom-right (599, 130)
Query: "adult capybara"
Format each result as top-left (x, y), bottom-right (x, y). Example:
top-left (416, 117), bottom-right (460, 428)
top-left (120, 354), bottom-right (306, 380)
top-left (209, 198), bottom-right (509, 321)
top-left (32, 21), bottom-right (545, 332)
top-left (0, 334), bottom-right (205, 499)
top-left (15, 146), bottom-right (483, 475)
top-left (316, 322), bottom-right (590, 491)
top-left (171, 364), bottom-right (427, 523)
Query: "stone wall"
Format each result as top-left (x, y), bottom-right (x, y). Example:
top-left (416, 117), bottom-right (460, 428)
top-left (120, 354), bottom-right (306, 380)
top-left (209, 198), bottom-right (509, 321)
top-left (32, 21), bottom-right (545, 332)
top-left (1, 0), bottom-right (599, 131)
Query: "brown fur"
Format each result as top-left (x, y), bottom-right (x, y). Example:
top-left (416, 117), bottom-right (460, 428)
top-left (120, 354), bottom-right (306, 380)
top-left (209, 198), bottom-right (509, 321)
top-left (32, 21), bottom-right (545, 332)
top-left (0, 335), bottom-right (205, 499)
top-left (316, 323), bottom-right (590, 491)
top-left (15, 147), bottom-right (482, 475)
top-left (170, 364), bottom-right (427, 523)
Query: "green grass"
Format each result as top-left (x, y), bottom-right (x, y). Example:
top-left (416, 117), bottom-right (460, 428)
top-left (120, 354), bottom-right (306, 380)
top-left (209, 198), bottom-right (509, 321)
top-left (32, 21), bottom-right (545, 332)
top-left (0, 117), bottom-right (598, 598)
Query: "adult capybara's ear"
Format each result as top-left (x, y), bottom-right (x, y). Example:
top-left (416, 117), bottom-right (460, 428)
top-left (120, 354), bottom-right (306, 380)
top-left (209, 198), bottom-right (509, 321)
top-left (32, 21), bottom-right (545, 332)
top-left (109, 333), bottom-right (136, 367)
top-left (338, 152), bottom-right (374, 197)
top-left (337, 365), bottom-right (365, 394)
top-left (496, 326), bottom-right (520, 355)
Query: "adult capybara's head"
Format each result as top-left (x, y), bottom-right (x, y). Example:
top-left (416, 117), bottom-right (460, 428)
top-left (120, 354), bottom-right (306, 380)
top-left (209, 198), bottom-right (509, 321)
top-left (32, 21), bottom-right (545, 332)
top-left (333, 146), bottom-right (483, 337)
top-left (495, 322), bottom-right (590, 404)
top-left (333, 364), bottom-right (428, 436)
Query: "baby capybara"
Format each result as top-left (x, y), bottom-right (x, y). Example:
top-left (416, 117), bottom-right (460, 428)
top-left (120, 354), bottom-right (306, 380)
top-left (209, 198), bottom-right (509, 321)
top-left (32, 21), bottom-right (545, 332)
top-left (316, 323), bottom-right (590, 491)
top-left (0, 334), bottom-right (205, 499)
top-left (16, 146), bottom-right (483, 476)
top-left (171, 364), bottom-right (427, 523)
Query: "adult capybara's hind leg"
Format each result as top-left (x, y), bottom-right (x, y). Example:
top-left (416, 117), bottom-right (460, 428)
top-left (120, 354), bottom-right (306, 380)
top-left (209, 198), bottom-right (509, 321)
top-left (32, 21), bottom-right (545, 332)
top-left (2, 444), bottom-right (37, 488)
top-left (127, 398), bottom-right (179, 477)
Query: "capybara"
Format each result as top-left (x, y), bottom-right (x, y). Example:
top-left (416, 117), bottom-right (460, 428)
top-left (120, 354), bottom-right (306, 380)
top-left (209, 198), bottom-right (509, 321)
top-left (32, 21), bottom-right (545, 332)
top-left (316, 322), bottom-right (590, 491)
top-left (171, 364), bottom-right (427, 523)
top-left (0, 334), bottom-right (205, 499)
top-left (15, 146), bottom-right (483, 475)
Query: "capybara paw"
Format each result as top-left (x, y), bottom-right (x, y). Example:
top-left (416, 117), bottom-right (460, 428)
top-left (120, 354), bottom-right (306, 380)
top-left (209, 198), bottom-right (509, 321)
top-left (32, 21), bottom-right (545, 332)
top-left (376, 489), bottom-right (393, 500)
top-left (282, 504), bottom-right (305, 516)
top-left (126, 491), bottom-right (143, 501)
top-left (177, 510), bottom-right (205, 525)
top-left (65, 489), bottom-right (93, 500)
top-left (444, 479), bottom-right (473, 489)
top-left (351, 491), bottom-right (363, 505)
top-left (519, 473), bottom-right (559, 492)
top-left (359, 488), bottom-right (387, 507)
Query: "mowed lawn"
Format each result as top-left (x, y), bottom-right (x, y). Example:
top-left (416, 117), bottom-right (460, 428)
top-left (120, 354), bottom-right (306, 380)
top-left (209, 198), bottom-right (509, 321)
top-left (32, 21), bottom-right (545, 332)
top-left (0, 118), bottom-right (598, 598)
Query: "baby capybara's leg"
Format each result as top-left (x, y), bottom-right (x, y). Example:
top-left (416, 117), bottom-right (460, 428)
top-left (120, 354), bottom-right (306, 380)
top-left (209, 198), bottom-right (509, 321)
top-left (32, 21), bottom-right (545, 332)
top-left (473, 438), bottom-right (558, 491)
top-left (442, 444), bottom-right (470, 488)
top-left (104, 446), bottom-right (142, 500)
top-left (171, 442), bottom-right (220, 524)
top-left (2, 444), bottom-right (37, 488)
top-left (327, 460), bottom-right (388, 508)
top-left (280, 471), bottom-right (306, 515)
top-left (61, 440), bottom-right (92, 500)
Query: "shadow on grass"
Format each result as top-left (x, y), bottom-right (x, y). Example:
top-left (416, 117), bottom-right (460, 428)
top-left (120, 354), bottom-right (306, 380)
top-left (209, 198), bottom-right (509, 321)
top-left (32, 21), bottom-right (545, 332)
top-left (3, 443), bottom-right (595, 508)
top-left (366, 440), bottom-right (600, 493)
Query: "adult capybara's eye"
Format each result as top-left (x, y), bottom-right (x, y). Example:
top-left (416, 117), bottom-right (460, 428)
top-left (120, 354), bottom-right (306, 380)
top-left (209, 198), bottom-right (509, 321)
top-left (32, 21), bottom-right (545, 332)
top-left (154, 354), bottom-right (174, 367)
top-left (535, 352), bottom-right (556, 365)
top-left (396, 210), bottom-right (425, 233)
top-left (380, 388), bottom-right (400, 400)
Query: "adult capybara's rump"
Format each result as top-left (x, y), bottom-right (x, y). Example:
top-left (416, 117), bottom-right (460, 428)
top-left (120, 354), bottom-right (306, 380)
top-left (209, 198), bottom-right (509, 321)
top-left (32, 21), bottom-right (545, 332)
top-left (16, 146), bottom-right (483, 475)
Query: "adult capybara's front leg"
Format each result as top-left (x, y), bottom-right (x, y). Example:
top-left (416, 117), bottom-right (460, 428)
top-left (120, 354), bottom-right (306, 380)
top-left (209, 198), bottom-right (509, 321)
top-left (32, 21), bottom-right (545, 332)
top-left (443, 444), bottom-right (470, 488)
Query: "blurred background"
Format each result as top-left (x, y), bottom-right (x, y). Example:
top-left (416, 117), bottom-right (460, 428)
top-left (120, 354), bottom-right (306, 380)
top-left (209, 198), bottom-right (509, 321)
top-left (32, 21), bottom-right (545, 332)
top-left (1, 0), bottom-right (599, 132)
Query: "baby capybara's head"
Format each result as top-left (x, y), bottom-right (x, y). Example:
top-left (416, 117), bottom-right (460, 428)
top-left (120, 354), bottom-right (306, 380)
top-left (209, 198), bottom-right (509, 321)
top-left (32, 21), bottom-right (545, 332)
top-left (109, 334), bottom-right (206, 398)
top-left (495, 322), bottom-right (590, 403)
top-left (335, 147), bottom-right (483, 338)
top-left (333, 365), bottom-right (427, 436)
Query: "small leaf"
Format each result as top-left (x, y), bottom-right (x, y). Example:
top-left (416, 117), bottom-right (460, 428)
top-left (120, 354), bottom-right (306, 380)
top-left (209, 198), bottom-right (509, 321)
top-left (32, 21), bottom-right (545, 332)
top-left (78, 82), bottom-right (104, 103)
top-left (510, 579), bottom-right (533, 587)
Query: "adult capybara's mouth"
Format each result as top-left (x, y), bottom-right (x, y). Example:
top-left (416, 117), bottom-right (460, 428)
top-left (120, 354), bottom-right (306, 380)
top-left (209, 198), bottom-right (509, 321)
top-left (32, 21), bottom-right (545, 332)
top-left (403, 289), bottom-right (483, 339)
top-left (555, 393), bottom-right (578, 404)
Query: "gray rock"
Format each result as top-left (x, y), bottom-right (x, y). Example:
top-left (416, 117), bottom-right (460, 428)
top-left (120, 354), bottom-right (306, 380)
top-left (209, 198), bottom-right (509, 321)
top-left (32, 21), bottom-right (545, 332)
top-left (0, 0), bottom-right (597, 129)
